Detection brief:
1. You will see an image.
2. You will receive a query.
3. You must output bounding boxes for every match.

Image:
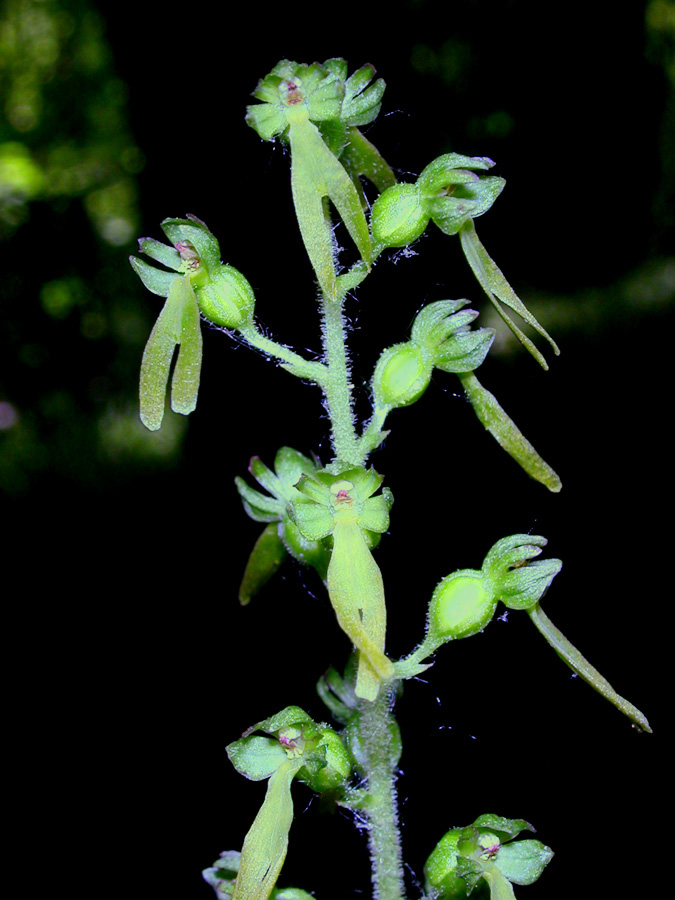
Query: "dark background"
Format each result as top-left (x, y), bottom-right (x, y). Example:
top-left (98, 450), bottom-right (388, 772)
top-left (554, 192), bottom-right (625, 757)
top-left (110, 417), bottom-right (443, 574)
top-left (2, 1), bottom-right (670, 898)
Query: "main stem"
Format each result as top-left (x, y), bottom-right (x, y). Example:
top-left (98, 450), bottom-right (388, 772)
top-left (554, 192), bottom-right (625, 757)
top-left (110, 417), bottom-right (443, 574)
top-left (321, 293), bottom-right (364, 467)
top-left (315, 225), bottom-right (404, 897)
top-left (358, 686), bottom-right (406, 900)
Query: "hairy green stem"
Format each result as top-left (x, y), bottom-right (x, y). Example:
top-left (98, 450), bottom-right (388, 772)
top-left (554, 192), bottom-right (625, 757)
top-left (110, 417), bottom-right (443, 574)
top-left (238, 322), bottom-right (328, 384)
top-left (321, 294), bottom-right (363, 467)
top-left (358, 686), bottom-right (406, 900)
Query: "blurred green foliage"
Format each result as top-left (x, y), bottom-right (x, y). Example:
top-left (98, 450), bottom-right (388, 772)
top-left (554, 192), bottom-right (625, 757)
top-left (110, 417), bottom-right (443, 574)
top-left (0, 0), bottom-right (183, 496)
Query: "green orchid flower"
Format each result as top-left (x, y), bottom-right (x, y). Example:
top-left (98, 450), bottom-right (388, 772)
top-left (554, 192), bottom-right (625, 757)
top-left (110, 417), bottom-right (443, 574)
top-left (246, 60), bottom-right (378, 300)
top-left (234, 447), bottom-right (332, 601)
top-left (219, 707), bottom-right (353, 900)
top-left (290, 467), bottom-right (395, 701)
top-left (130, 215), bottom-right (255, 430)
top-left (425, 814), bottom-right (554, 900)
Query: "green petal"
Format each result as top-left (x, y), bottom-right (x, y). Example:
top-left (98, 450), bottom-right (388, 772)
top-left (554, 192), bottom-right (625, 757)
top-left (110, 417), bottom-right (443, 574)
top-left (137, 237), bottom-right (182, 271)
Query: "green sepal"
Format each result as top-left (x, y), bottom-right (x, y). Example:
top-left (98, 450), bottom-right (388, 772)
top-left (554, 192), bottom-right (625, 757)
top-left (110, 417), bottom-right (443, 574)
top-left (235, 476), bottom-right (284, 522)
top-left (418, 153), bottom-right (504, 236)
top-left (471, 815), bottom-right (534, 842)
top-left (408, 299), bottom-right (495, 374)
top-left (482, 535), bottom-right (562, 610)
top-left (239, 524), bottom-right (288, 605)
top-left (235, 447), bottom-right (319, 524)
top-left (418, 153), bottom-right (497, 192)
top-left (459, 219), bottom-right (559, 369)
top-left (495, 839), bottom-right (554, 886)
top-left (227, 735), bottom-right (289, 782)
top-left (425, 175), bottom-right (505, 236)
top-left (161, 215), bottom-right (222, 273)
top-left (342, 63), bottom-right (386, 126)
top-left (527, 602), bottom-right (652, 733)
top-left (458, 371), bottom-right (562, 492)
top-left (138, 276), bottom-right (202, 431)
top-left (274, 446), bottom-right (319, 485)
top-left (243, 705), bottom-right (317, 739)
top-left (410, 299), bottom-right (478, 348)
top-left (130, 255), bottom-right (181, 297)
top-left (246, 100), bottom-right (287, 142)
top-left (137, 237), bottom-right (182, 271)
top-left (435, 327), bottom-right (495, 373)
top-left (290, 494), bottom-right (335, 541)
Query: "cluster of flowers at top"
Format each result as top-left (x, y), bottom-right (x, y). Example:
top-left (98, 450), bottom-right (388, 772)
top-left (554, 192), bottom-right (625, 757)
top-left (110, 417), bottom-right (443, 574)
top-left (245, 57), bottom-right (385, 145)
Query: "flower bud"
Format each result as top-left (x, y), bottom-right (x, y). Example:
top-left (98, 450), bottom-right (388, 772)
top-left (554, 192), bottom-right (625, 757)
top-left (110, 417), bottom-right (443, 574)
top-left (196, 264), bottom-right (255, 329)
top-left (372, 342), bottom-right (432, 409)
top-left (371, 183), bottom-right (429, 249)
top-left (428, 570), bottom-right (497, 644)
